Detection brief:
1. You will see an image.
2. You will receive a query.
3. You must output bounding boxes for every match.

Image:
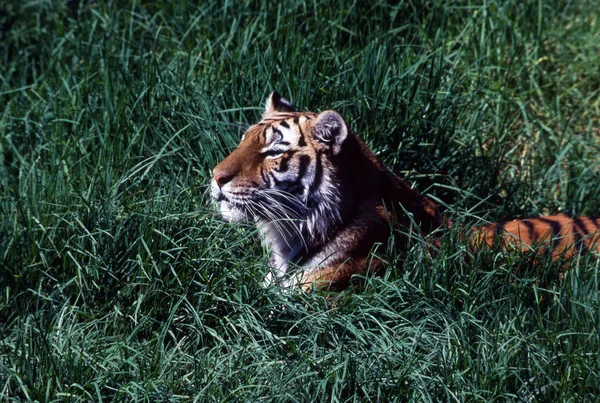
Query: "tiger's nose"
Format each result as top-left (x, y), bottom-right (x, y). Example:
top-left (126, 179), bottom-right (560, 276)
top-left (213, 170), bottom-right (234, 188)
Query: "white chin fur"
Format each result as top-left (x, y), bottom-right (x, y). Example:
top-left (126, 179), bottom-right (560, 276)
top-left (219, 202), bottom-right (247, 222)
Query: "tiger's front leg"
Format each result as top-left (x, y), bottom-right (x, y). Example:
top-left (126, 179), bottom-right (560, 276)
top-left (263, 252), bottom-right (291, 287)
top-left (287, 259), bottom-right (373, 292)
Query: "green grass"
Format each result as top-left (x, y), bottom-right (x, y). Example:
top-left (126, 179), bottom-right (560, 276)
top-left (1, 0), bottom-right (600, 401)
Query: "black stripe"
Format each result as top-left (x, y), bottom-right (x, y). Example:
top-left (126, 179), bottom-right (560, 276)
top-left (297, 155), bottom-right (310, 181)
top-left (269, 172), bottom-right (281, 186)
top-left (521, 219), bottom-right (534, 240)
top-left (267, 155), bottom-right (310, 196)
top-left (573, 216), bottom-right (590, 253)
top-left (260, 166), bottom-right (270, 186)
top-left (495, 222), bottom-right (505, 236)
top-left (309, 151), bottom-right (323, 194)
top-left (297, 124), bottom-right (307, 146)
top-left (279, 121), bottom-right (289, 128)
top-left (537, 218), bottom-right (563, 251)
top-left (275, 150), bottom-right (298, 173)
top-left (573, 216), bottom-right (590, 237)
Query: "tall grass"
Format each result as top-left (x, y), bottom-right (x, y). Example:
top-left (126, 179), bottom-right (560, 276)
top-left (1, 0), bottom-right (599, 401)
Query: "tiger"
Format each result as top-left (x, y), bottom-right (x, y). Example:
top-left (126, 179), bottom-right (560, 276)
top-left (211, 92), bottom-right (600, 291)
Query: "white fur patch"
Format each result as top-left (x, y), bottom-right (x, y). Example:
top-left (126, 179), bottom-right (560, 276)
top-left (218, 202), bottom-right (246, 222)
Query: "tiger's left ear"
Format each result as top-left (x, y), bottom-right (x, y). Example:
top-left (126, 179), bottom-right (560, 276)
top-left (264, 91), bottom-right (296, 117)
top-left (313, 111), bottom-right (348, 155)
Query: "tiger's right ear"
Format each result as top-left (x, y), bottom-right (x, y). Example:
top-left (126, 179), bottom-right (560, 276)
top-left (313, 110), bottom-right (348, 155)
top-left (263, 91), bottom-right (296, 117)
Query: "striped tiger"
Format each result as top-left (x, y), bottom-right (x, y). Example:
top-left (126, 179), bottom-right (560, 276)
top-left (211, 92), bottom-right (600, 290)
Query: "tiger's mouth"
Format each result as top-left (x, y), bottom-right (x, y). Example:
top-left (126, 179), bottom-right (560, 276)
top-left (214, 192), bottom-right (226, 202)
top-left (214, 188), bottom-right (308, 225)
top-left (211, 182), bottom-right (254, 222)
top-left (215, 197), bottom-right (251, 223)
top-left (215, 190), bottom-right (253, 205)
top-left (211, 174), bottom-right (310, 225)
top-left (211, 179), bottom-right (249, 203)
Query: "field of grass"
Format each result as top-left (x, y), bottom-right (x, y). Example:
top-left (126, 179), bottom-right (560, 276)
top-left (2, 0), bottom-right (600, 401)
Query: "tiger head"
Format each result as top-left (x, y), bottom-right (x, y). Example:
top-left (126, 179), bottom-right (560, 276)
top-left (211, 92), bottom-right (349, 245)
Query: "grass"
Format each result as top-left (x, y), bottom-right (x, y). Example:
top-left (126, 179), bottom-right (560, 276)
top-left (1, 0), bottom-right (600, 401)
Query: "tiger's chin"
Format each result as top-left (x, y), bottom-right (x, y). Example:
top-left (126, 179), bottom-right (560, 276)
top-left (217, 201), bottom-right (249, 223)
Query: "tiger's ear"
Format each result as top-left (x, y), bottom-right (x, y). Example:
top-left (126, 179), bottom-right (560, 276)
top-left (264, 91), bottom-right (296, 117)
top-left (313, 111), bottom-right (348, 155)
